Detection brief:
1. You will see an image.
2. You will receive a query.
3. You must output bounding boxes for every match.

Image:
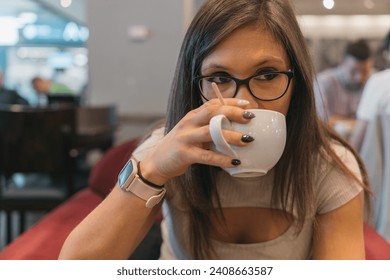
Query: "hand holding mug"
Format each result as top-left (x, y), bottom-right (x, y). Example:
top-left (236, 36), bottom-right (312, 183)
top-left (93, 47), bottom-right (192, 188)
top-left (209, 109), bottom-right (286, 177)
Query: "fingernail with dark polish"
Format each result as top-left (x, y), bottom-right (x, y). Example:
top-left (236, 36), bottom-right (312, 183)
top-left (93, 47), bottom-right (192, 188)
top-left (241, 134), bottom-right (255, 143)
top-left (243, 111), bottom-right (256, 119)
top-left (231, 159), bottom-right (241, 166)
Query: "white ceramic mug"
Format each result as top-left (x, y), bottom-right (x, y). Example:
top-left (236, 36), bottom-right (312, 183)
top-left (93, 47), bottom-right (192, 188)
top-left (209, 109), bottom-right (286, 177)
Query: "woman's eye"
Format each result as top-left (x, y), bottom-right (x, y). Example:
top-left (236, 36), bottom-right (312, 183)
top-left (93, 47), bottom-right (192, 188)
top-left (255, 72), bottom-right (279, 81)
top-left (206, 76), bottom-right (232, 84)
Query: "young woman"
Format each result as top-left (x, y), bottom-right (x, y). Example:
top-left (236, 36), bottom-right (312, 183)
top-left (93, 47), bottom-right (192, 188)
top-left (60, 0), bottom-right (370, 260)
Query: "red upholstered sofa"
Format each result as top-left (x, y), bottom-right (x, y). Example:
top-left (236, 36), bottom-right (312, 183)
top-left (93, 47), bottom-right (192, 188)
top-left (1, 138), bottom-right (390, 260)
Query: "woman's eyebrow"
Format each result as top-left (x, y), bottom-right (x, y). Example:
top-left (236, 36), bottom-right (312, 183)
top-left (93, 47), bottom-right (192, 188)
top-left (201, 64), bottom-right (226, 72)
top-left (254, 55), bottom-right (287, 66)
top-left (202, 56), bottom-right (288, 72)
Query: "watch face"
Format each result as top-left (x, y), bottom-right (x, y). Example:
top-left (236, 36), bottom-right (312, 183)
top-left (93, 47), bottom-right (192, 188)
top-left (118, 160), bottom-right (134, 188)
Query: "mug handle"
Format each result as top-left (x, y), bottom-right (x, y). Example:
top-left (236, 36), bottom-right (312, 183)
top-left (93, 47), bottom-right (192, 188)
top-left (209, 114), bottom-right (238, 158)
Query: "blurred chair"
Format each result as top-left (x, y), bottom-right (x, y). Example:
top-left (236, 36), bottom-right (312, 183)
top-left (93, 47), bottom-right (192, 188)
top-left (47, 94), bottom-right (80, 107)
top-left (72, 105), bottom-right (117, 156)
top-left (0, 105), bottom-right (76, 243)
top-left (0, 137), bottom-right (162, 260)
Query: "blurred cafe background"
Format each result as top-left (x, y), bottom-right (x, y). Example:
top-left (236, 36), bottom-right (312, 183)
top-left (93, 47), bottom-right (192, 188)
top-left (0, 0), bottom-right (389, 255)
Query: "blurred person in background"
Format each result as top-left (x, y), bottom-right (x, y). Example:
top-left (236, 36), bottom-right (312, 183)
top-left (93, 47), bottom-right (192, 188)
top-left (350, 31), bottom-right (390, 151)
top-left (31, 76), bottom-right (75, 106)
top-left (348, 31), bottom-right (390, 241)
top-left (0, 71), bottom-right (29, 105)
top-left (31, 76), bottom-right (74, 95)
top-left (315, 39), bottom-right (374, 139)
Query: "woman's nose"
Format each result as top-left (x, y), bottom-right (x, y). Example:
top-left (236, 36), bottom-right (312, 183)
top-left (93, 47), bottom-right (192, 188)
top-left (235, 85), bottom-right (261, 109)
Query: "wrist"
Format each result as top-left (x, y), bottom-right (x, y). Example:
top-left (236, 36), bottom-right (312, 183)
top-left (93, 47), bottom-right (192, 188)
top-left (118, 159), bottom-right (166, 208)
top-left (137, 161), bottom-right (164, 188)
top-left (139, 161), bottom-right (169, 187)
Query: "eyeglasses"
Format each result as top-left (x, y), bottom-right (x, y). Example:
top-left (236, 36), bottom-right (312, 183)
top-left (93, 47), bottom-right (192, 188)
top-left (195, 69), bottom-right (294, 101)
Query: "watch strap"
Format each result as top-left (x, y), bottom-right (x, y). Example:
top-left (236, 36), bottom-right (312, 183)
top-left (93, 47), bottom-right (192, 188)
top-left (118, 159), bottom-right (166, 208)
top-left (125, 174), bottom-right (166, 208)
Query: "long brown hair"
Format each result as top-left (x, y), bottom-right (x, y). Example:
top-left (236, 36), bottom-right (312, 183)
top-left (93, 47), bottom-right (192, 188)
top-left (164, 0), bottom-right (371, 259)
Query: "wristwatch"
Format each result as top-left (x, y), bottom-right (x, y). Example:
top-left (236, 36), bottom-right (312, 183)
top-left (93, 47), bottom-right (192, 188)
top-left (118, 159), bottom-right (166, 208)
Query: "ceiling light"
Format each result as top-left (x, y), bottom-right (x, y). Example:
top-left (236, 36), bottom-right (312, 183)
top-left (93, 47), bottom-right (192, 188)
top-left (323, 0), bottom-right (335, 10)
top-left (0, 17), bottom-right (19, 46)
top-left (60, 0), bottom-right (72, 8)
top-left (18, 12), bottom-right (38, 25)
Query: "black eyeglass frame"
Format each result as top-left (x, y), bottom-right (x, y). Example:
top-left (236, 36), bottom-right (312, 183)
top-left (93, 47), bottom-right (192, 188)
top-left (194, 69), bottom-right (294, 102)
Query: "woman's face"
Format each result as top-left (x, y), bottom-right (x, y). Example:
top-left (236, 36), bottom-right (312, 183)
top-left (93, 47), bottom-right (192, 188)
top-left (200, 25), bottom-right (293, 116)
